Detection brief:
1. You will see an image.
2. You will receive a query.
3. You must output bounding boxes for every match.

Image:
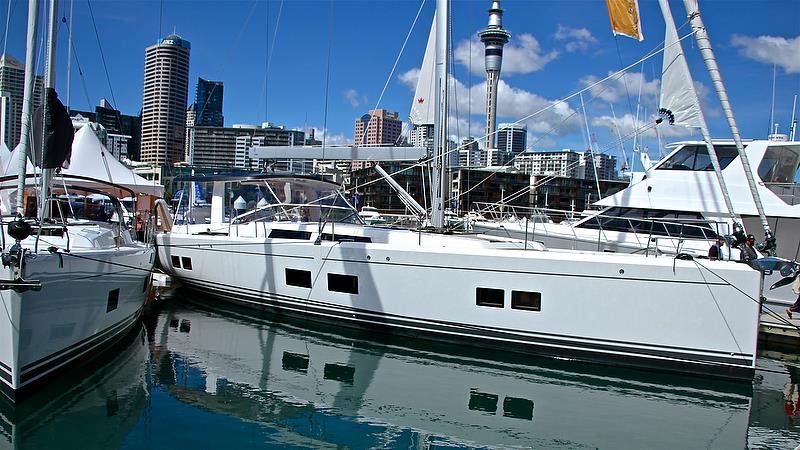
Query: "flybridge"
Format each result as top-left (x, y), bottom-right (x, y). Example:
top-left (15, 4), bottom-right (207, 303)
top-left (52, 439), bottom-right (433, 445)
top-left (249, 145), bottom-right (427, 162)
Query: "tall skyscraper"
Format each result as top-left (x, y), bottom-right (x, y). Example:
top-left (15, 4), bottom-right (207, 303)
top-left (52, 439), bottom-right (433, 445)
top-left (478, 1), bottom-right (510, 166)
top-left (0, 54), bottom-right (43, 148)
top-left (194, 78), bottom-right (223, 127)
top-left (496, 123), bottom-right (526, 165)
top-left (140, 34), bottom-right (191, 165)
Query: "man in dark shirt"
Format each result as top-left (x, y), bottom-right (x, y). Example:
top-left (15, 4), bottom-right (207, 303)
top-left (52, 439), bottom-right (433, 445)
top-left (708, 237), bottom-right (725, 260)
top-left (740, 234), bottom-right (758, 262)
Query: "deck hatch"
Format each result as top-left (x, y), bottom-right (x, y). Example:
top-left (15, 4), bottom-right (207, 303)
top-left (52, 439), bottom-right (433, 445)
top-left (269, 229), bottom-right (312, 240)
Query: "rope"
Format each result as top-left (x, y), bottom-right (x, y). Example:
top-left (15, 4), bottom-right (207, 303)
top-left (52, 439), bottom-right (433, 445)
top-left (691, 258), bottom-right (800, 332)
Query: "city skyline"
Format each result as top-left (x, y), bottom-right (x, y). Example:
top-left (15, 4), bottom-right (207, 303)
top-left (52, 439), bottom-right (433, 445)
top-left (1, 0), bottom-right (798, 168)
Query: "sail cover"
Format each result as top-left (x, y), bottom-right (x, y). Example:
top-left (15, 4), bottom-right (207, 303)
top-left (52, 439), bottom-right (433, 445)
top-left (409, 16), bottom-right (436, 126)
top-left (605, 0), bottom-right (643, 41)
top-left (658, 0), bottom-right (702, 129)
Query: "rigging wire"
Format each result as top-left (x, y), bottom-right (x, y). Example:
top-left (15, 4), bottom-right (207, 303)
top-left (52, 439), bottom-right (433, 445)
top-left (86, 1), bottom-right (119, 126)
top-left (1, 0), bottom-right (16, 56)
top-left (320, 0), bottom-right (334, 160)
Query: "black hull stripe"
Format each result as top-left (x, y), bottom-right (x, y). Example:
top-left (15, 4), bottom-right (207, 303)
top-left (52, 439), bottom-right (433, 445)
top-left (0, 366), bottom-right (9, 383)
top-left (0, 359), bottom-right (10, 373)
top-left (18, 310), bottom-right (141, 384)
top-left (159, 242), bottom-right (730, 286)
top-left (181, 278), bottom-right (754, 370)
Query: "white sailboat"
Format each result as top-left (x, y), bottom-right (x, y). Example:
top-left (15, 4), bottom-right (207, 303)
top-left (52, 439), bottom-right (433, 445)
top-left (155, 0), bottom-right (765, 380)
top-left (0, 0), bottom-right (155, 401)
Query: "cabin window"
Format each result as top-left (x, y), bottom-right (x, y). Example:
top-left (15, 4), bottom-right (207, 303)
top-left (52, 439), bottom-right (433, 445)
top-left (107, 288), bottom-right (119, 312)
top-left (171, 255), bottom-right (181, 268)
top-left (657, 144), bottom-right (738, 171)
top-left (512, 291), bottom-right (541, 311)
top-left (476, 287), bottom-right (504, 308)
top-left (758, 145), bottom-right (800, 184)
top-left (181, 257), bottom-right (193, 270)
top-left (576, 207), bottom-right (717, 239)
top-left (269, 229), bottom-right (312, 240)
top-left (328, 273), bottom-right (358, 294)
top-left (321, 233), bottom-right (372, 243)
top-left (286, 268), bottom-right (312, 288)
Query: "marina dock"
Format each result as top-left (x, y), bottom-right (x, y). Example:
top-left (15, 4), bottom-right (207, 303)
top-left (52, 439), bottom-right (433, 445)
top-left (760, 309), bottom-right (800, 352)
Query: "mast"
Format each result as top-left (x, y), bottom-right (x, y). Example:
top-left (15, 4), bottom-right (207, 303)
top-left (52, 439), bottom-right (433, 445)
top-left (39, 0), bottom-right (59, 221)
top-left (14, 0), bottom-right (40, 216)
top-left (682, 0), bottom-right (774, 250)
top-left (430, 0), bottom-right (448, 228)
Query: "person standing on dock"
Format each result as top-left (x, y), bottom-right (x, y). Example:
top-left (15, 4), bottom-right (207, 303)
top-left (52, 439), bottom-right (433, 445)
top-left (786, 275), bottom-right (800, 319)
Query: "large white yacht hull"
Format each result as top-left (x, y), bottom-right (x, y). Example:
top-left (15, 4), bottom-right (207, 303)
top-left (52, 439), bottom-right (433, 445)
top-left (0, 246), bottom-right (153, 400)
top-left (157, 222), bottom-right (762, 380)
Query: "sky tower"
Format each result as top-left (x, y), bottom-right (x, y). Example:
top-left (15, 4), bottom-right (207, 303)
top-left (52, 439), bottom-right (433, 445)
top-left (478, 1), bottom-right (510, 165)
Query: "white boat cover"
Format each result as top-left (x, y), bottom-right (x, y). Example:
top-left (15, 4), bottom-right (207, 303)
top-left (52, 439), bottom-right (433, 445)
top-left (1, 126), bottom-right (163, 197)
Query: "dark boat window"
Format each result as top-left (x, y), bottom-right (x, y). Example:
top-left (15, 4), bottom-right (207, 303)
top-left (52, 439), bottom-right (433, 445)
top-left (476, 287), bottom-right (504, 308)
top-left (328, 273), bottom-right (358, 294)
top-left (321, 233), bottom-right (372, 243)
top-left (577, 207), bottom-right (717, 239)
top-left (512, 291), bottom-right (541, 311)
top-left (269, 229), bottom-right (312, 240)
top-left (107, 288), bottom-right (119, 312)
top-left (758, 145), bottom-right (800, 184)
top-left (282, 352), bottom-right (309, 373)
top-left (171, 255), bottom-right (181, 268)
top-left (469, 389), bottom-right (499, 413)
top-left (657, 144), bottom-right (738, 171)
top-left (503, 396), bottom-right (534, 420)
top-left (286, 268), bottom-right (312, 288)
top-left (323, 363), bottom-right (355, 384)
top-left (181, 257), bottom-right (193, 270)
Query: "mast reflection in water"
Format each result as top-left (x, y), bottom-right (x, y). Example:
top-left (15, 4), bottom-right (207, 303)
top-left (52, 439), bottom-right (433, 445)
top-left (3, 289), bottom-right (800, 449)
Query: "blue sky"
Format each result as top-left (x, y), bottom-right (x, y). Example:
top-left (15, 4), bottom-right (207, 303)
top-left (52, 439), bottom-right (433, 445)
top-left (2, 0), bottom-right (798, 166)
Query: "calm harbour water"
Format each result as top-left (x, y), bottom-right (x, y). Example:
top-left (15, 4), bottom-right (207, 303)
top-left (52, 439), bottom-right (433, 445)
top-left (2, 290), bottom-right (800, 449)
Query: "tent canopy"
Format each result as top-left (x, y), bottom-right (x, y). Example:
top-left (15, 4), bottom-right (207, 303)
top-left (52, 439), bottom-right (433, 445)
top-left (1, 126), bottom-right (163, 197)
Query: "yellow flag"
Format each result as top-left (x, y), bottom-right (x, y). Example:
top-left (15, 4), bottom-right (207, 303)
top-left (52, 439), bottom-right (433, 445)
top-left (606, 0), bottom-right (644, 41)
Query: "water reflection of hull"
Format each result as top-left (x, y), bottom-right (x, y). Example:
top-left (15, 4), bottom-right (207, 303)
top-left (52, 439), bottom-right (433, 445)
top-left (153, 296), bottom-right (753, 449)
top-left (0, 326), bottom-right (148, 449)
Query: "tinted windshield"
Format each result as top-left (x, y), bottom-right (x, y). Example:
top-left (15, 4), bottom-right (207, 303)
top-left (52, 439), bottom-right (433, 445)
top-left (657, 145), bottom-right (739, 171)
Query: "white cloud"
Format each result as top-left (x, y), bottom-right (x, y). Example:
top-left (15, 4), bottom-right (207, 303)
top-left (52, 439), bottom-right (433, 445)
top-left (591, 112), bottom-right (697, 140)
top-left (309, 127), bottom-right (351, 146)
top-left (443, 77), bottom-right (582, 147)
top-left (731, 35), bottom-right (800, 74)
top-left (344, 89), bottom-right (364, 108)
top-left (454, 34), bottom-right (558, 75)
top-left (398, 68), bottom-right (420, 90)
top-left (553, 25), bottom-right (597, 53)
top-left (580, 71), bottom-right (660, 104)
